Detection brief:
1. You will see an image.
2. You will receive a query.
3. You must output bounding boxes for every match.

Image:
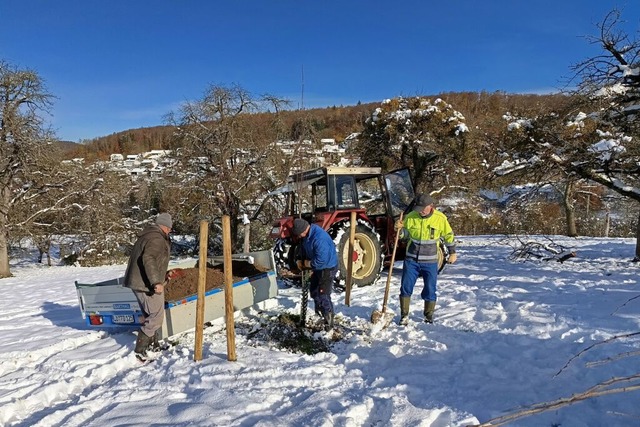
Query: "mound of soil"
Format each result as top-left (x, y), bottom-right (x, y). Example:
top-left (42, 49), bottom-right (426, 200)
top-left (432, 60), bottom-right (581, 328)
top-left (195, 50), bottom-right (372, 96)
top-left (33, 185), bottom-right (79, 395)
top-left (164, 260), bottom-right (269, 302)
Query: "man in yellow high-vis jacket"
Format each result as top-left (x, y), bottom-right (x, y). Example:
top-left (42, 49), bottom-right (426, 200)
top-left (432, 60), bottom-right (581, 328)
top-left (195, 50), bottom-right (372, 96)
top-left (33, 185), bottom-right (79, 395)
top-left (395, 194), bottom-right (457, 325)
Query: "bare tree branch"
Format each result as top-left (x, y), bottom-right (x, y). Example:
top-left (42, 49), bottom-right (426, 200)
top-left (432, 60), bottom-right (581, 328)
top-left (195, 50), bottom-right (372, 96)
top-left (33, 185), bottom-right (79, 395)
top-left (554, 331), bottom-right (640, 377)
top-left (468, 375), bottom-right (640, 427)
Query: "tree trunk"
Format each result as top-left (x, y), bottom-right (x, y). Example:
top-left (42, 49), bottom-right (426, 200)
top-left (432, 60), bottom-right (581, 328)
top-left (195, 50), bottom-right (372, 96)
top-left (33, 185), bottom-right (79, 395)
top-left (0, 186), bottom-right (11, 278)
top-left (563, 179), bottom-right (578, 237)
top-left (635, 209), bottom-right (640, 260)
top-left (0, 229), bottom-right (8, 278)
top-left (229, 212), bottom-right (239, 252)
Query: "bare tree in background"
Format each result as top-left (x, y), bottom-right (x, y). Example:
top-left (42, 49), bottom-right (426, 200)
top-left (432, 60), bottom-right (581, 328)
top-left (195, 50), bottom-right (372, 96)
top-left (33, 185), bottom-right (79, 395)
top-left (7, 158), bottom-right (143, 267)
top-left (486, 10), bottom-right (640, 240)
top-left (165, 83), bottom-right (289, 251)
top-left (491, 104), bottom-right (588, 237)
top-left (567, 9), bottom-right (640, 256)
top-left (0, 60), bottom-right (55, 277)
top-left (55, 163), bottom-right (141, 266)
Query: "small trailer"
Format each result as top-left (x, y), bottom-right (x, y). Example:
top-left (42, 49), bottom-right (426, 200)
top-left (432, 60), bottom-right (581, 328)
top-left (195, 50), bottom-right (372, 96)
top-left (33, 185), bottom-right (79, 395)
top-left (75, 249), bottom-right (278, 339)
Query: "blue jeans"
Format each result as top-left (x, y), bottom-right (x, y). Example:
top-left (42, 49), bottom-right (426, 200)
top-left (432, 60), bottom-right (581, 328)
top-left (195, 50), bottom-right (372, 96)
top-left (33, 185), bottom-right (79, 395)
top-left (400, 259), bottom-right (438, 301)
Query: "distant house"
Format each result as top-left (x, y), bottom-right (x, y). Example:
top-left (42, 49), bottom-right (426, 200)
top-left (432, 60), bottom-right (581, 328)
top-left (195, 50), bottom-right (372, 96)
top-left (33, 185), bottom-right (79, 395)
top-left (140, 159), bottom-right (158, 168)
top-left (338, 155), bottom-right (360, 167)
top-left (63, 158), bottom-right (85, 164)
top-left (110, 153), bottom-right (124, 162)
top-left (144, 149), bottom-right (172, 159)
top-left (129, 168), bottom-right (148, 178)
top-left (124, 155), bottom-right (140, 168)
top-left (149, 167), bottom-right (165, 177)
top-left (322, 144), bottom-right (343, 154)
top-left (160, 157), bottom-right (177, 167)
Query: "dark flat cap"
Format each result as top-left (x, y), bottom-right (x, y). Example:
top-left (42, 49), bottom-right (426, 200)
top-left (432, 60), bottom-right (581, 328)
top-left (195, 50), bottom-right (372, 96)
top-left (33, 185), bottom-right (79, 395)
top-left (413, 194), bottom-right (435, 211)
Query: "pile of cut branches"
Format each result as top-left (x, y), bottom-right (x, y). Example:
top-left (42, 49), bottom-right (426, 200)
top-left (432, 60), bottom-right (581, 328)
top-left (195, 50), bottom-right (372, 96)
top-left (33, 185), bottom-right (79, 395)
top-left (508, 235), bottom-right (576, 263)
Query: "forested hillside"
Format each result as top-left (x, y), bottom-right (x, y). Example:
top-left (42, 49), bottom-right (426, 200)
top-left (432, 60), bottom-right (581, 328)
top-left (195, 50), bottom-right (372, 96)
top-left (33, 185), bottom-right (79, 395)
top-left (64, 92), bottom-right (567, 162)
top-left (63, 102), bottom-right (379, 161)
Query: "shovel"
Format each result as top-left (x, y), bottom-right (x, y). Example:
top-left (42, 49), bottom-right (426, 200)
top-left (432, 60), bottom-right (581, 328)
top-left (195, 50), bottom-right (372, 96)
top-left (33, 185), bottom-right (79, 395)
top-left (371, 212), bottom-right (403, 328)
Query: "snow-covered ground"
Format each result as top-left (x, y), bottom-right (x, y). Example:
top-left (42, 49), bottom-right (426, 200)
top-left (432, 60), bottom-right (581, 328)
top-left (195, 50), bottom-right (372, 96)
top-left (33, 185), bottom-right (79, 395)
top-left (1, 235), bottom-right (639, 427)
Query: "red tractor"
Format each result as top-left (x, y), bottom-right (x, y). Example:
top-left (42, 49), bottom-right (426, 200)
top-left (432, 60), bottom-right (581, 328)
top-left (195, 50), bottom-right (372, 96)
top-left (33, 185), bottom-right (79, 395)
top-left (268, 166), bottom-right (421, 286)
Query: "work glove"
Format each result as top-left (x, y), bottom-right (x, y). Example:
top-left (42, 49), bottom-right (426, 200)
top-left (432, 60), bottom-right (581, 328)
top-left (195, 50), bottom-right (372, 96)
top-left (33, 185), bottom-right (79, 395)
top-left (394, 219), bottom-right (404, 231)
top-left (296, 260), bottom-right (312, 270)
top-left (165, 268), bottom-right (184, 281)
top-left (448, 253), bottom-right (457, 264)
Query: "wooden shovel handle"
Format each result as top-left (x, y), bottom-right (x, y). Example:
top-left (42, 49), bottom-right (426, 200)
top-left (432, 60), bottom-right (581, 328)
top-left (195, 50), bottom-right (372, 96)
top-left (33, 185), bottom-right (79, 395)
top-left (381, 212), bottom-right (403, 313)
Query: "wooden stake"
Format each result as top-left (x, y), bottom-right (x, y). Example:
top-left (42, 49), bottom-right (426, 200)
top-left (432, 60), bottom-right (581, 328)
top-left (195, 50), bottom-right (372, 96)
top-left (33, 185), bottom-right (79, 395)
top-left (344, 211), bottom-right (357, 306)
top-left (223, 215), bottom-right (237, 361)
top-left (381, 212), bottom-right (402, 314)
top-left (194, 220), bottom-right (208, 362)
top-left (243, 220), bottom-right (251, 253)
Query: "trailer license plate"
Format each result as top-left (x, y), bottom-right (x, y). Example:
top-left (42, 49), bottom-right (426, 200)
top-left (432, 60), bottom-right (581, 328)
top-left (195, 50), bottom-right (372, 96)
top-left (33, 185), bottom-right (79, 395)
top-left (113, 315), bottom-right (134, 324)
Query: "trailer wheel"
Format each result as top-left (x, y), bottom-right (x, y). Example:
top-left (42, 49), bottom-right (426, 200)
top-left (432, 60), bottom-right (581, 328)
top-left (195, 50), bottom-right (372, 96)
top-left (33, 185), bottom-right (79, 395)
top-left (330, 220), bottom-right (383, 287)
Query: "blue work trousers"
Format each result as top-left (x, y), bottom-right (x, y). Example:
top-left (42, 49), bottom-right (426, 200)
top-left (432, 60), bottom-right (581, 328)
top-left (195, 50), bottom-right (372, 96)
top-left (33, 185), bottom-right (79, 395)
top-left (400, 259), bottom-right (438, 301)
top-left (310, 267), bottom-right (337, 315)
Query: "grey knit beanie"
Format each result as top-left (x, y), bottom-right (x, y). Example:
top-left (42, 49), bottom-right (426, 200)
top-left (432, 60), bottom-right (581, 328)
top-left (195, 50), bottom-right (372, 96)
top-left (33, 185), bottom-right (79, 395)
top-left (155, 213), bottom-right (173, 229)
top-left (291, 218), bottom-right (309, 236)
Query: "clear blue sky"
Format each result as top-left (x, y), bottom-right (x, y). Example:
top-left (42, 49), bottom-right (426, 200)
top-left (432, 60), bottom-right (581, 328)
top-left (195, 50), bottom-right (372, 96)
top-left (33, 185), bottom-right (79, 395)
top-left (1, 1), bottom-right (638, 142)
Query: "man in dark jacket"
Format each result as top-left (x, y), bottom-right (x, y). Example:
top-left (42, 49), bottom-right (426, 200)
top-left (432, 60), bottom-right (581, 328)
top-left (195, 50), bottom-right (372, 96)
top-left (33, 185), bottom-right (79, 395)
top-left (124, 212), bottom-right (173, 360)
top-left (291, 218), bottom-right (338, 331)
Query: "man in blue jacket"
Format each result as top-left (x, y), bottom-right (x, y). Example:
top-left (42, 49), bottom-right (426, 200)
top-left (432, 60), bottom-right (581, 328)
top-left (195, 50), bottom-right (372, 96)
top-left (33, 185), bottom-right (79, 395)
top-left (291, 218), bottom-right (338, 331)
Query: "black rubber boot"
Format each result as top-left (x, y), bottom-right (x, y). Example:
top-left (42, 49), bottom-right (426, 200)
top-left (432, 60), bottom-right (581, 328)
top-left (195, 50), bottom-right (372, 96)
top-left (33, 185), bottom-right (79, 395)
top-left (399, 296), bottom-right (411, 326)
top-left (150, 329), bottom-right (169, 351)
top-left (134, 330), bottom-right (153, 360)
top-left (323, 311), bottom-right (334, 331)
top-left (424, 300), bottom-right (437, 323)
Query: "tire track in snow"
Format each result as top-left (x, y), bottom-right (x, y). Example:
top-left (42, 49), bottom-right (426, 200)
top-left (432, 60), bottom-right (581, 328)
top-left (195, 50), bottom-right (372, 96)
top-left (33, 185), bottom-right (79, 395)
top-left (0, 332), bottom-right (139, 426)
top-left (0, 331), bottom-right (111, 379)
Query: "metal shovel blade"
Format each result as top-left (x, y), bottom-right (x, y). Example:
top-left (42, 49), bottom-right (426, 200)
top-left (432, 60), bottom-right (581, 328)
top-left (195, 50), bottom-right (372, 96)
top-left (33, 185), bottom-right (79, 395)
top-left (370, 309), bottom-right (394, 329)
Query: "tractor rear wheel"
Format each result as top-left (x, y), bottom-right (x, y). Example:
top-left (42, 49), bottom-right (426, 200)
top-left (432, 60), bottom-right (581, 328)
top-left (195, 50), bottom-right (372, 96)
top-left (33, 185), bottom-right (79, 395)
top-left (330, 220), bottom-right (383, 287)
top-left (273, 238), bottom-right (295, 271)
top-left (273, 238), bottom-right (301, 286)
